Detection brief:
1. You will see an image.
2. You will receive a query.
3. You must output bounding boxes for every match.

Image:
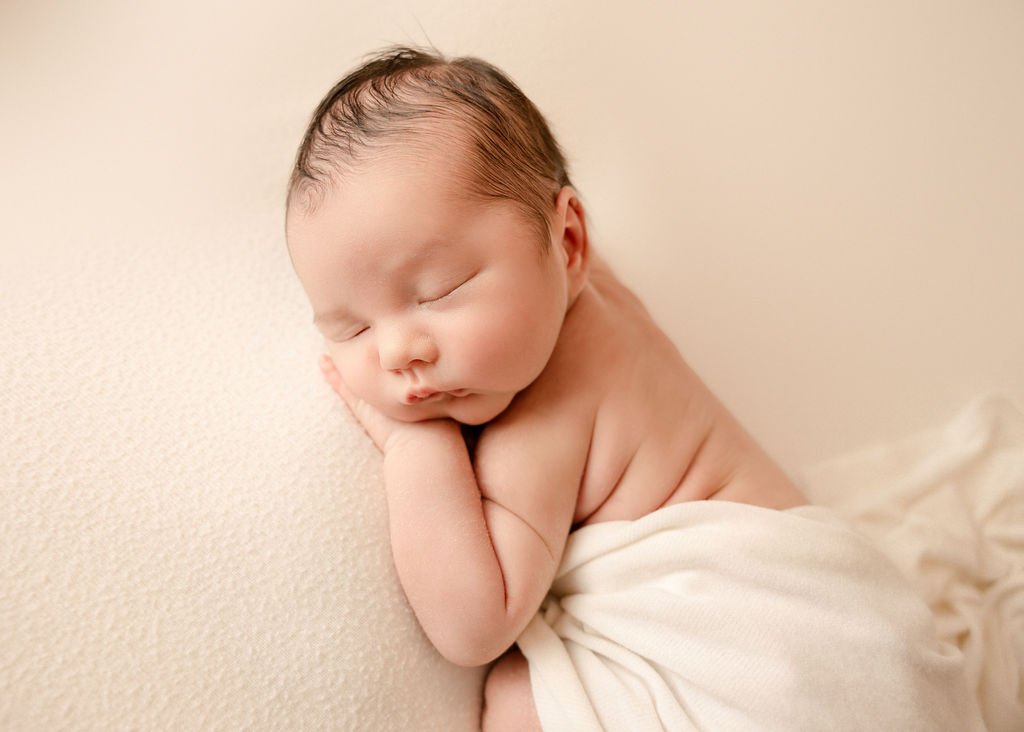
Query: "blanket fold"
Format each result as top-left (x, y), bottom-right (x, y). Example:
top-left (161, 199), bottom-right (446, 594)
top-left (801, 395), bottom-right (1024, 732)
top-left (518, 501), bottom-right (984, 731)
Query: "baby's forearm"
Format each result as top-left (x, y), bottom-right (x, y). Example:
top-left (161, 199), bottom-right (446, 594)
top-left (381, 420), bottom-right (533, 666)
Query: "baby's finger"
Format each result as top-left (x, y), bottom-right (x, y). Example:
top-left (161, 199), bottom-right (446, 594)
top-left (318, 354), bottom-right (347, 398)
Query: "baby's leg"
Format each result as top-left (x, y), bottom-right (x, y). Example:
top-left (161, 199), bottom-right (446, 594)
top-left (481, 649), bottom-right (542, 732)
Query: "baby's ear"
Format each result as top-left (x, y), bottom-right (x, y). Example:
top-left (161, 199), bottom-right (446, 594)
top-left (553, 186), bottom-right (589, 298)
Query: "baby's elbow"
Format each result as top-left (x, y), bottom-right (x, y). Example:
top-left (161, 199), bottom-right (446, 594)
top-left (436, 634), bottom-right (513, 668)
top-left (425, 584), bottom-right (538, 666)
top-left (432, 622), bottom-right (516, 671)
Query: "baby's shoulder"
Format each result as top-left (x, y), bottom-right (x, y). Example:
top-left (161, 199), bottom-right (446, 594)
top-left (473, 343), bottom-right (604, 470)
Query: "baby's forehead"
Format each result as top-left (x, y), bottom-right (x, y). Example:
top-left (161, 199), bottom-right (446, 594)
top-left (301, 137), bottom-right (478, 212)
top-left (290, 148), bottom-right (486, 237)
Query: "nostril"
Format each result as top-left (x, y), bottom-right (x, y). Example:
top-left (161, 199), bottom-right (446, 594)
top-left (378, 331), bottom-right (435, 372)
top-left (385, 364), bottom-right (418, 378)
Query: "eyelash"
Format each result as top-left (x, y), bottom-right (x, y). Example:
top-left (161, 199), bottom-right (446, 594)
top-left (334, 326), bottom-right (367, 343)
top-left (422, 273), bottom-right (474, 304)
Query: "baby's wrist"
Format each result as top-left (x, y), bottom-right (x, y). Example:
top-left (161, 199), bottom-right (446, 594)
top-left (383, 417), bottom-right (460, 453)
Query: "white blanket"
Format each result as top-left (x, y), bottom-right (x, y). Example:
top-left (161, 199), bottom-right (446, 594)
top-left (801, 395), bottom-right (1024, 732)
top-left (518, 501), bottom-right (985, 731)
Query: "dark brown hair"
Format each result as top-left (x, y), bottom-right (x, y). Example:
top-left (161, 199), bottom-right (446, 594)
top-left (286, 46), bottom-right (573, 244)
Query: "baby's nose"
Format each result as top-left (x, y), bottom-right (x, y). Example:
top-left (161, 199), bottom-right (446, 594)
top-left (377, 325), bottom-right (437, 372)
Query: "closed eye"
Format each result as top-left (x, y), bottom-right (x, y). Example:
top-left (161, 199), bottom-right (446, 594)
top-left (329, 325), bottom-right (368, 342)
top-left (421, 273), bottom-right (475, 304)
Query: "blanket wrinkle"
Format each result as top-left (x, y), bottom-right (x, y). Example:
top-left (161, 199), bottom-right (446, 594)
top-left (519, 500), bottom-right (984, 731)
top-left (801, 395), bottom-right (1024, 732)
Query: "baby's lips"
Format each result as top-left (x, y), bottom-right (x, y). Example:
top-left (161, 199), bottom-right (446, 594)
top-left (404, 387), bottom-right (470, 404)
top-left (405, 389), bottom-right (439, 404)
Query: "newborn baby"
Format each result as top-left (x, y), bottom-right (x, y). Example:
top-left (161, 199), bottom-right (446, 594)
top-left (285, 47), bottom-right (981, 731)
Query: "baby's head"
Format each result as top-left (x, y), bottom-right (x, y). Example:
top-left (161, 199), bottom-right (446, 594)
top-left (286, 47), bottom-right (589, 425)
top-left (287, 46), bottom-right (572, 245)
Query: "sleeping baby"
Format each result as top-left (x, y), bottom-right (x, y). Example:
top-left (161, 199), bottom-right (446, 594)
top-left (285, 47), bottom-right (982, 731)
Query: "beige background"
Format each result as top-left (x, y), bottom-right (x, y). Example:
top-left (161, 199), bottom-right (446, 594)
top-left (2, 0), bottom-right (1022, 729)
top-left (4, 0), bottom-right (1022, 469)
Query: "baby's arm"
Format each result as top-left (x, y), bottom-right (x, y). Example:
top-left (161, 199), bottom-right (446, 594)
top-left (321, 357), bottom-right (586, 667)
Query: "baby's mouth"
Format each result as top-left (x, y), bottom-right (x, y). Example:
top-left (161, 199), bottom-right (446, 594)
top-left (404, 388), bottom-right (468, 404)
top-left (405, 390), bottom-right (440, 404)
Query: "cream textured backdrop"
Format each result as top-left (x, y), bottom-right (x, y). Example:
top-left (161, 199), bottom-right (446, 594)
top-left (2, 1), bottom-right (1022, 730)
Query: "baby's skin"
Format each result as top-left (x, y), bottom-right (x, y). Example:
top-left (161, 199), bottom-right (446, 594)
top-left (287, 141), bottom-right (807, 730)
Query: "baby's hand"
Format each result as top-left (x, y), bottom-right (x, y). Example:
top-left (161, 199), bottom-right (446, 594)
top-left (318, 354), bottom-right (409, 452)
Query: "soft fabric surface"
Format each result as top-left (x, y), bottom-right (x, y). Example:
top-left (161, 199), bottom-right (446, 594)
top-left (801, 395), bottom-right (1024, 732)
top-left (518, 501), bottom-right (984, 731)
top-left (0, 213), bottom-right (484, 730)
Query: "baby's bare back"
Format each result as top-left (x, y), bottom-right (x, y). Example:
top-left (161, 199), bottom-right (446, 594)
top-left (531, 258), bottom-right (806, 526)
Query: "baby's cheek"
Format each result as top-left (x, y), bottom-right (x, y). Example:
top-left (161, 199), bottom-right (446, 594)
top-left (461, 330), bottom-right (513, 377)
top-left (331, 348), bottom-right (375, 399)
